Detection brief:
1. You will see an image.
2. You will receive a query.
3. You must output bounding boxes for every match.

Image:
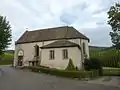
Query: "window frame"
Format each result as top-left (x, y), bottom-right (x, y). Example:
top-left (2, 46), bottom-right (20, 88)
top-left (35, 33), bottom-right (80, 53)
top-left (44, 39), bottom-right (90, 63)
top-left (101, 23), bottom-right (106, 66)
top-left (83, 43), bottom-right (86, 54)
top-left (49, 50), bottom-right (55, 60)
top-left (63, 49), bottom-right (68, 59)
top-left (34, 44), bottom-right (39, 57)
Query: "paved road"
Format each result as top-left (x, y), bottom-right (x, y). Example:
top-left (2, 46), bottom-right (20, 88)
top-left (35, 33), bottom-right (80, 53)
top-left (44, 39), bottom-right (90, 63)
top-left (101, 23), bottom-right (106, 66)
top-left (0, 66), bottom-right (120, 90)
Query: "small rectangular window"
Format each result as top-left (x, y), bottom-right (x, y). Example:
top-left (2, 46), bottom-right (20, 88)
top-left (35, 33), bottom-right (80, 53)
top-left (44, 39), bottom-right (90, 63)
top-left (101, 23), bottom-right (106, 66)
top-left (49, 50), bottom-right (55, 60)
top-left (83, 43), bottom-right (86, 54)
top-left (63, 49), bottom-right (68, 59)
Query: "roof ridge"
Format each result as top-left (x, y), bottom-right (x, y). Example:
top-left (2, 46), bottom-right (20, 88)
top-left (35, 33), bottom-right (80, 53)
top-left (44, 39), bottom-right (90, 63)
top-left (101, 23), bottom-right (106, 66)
top-left (16, 26), bottom-right (89, 44)
top-left (28, 26), bottom-right (70, 32)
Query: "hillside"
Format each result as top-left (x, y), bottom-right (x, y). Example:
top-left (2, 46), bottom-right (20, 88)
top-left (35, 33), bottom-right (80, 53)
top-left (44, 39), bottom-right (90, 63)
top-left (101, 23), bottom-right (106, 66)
top-left (6, 50), bottom-right (14, 54)
top-left (0, 52), bottom-right (14, 65)
top-left (89, 46), bottom-right (109, 52)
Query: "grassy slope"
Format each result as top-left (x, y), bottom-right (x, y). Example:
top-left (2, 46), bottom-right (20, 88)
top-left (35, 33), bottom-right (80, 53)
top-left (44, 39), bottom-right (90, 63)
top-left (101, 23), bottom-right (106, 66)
top-left (0, 53), bottom-right (14, 65)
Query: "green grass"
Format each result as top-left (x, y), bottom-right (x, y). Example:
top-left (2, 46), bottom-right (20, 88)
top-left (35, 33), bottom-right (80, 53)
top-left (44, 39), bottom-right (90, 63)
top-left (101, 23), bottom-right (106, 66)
top-left (0, 53), bottom-right (14, 65)
top-left (103, 67), bottom-right (120, 76)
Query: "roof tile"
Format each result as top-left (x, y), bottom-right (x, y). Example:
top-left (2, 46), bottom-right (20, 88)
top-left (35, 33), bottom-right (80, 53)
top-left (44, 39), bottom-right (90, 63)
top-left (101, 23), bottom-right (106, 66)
top-left (16, 26), bottom-right (89, 44)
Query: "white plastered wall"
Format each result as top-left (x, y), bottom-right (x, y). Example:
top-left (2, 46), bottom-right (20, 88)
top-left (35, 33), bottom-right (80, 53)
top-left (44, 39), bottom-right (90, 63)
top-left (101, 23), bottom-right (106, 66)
top-left (40, 47), bottom-right (82, 69)
top-left (14, 38), bottom-right (89, 67)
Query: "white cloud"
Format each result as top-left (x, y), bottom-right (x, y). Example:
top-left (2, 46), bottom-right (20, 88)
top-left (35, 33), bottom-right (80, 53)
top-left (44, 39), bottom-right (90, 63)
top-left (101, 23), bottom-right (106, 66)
top-left (0, 0), bottom-right (119, 49)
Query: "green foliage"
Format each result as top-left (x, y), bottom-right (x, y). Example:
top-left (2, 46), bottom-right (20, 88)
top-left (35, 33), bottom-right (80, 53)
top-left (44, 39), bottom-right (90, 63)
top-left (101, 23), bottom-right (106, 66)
top-left (75, 66), bottom-right (79, 71)
top-left (90, 49), bottom-right (120, 68)
top-left (103, 68), bottom-right (120, 76)
top-left (0, 53), bottom-right (13, 65)
top-left (107, 3), bottom-right (120, 45)
top-left (65, 58), bottom-right (76, 71)
top-left (83, 58), bottom-right (90, 70)
top-left (0, 15), bottom-right (12, 55)
top-left (84, 58), bottom-right (102, 70)
top-left (84, 58), bottom-right (103, 75)
top-left (29, 66), bottom-right (99, 79)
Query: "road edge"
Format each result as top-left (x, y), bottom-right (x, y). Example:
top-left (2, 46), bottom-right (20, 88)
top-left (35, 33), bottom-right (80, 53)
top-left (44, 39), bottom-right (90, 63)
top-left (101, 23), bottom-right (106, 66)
top-left (0, 68), bottom-right (3, 78)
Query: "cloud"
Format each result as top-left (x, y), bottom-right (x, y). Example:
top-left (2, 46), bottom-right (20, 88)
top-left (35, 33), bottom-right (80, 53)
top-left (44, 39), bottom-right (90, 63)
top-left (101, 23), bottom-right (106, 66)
top-left (0, 0), bottom-right (119, 49)
top-left (81, 26), bottom-right (112, 46)
top-left (60, 2), bottom-right (89, 25)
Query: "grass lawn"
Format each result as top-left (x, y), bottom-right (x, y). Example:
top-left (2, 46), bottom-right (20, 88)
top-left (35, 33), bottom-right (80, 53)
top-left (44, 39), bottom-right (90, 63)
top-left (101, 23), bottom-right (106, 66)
top-left (0, 53), bottom-right (14, 65)
top-left (103, 67), bottom-right (120, 76)
top-left (103, 67), bottom-right (120, 69)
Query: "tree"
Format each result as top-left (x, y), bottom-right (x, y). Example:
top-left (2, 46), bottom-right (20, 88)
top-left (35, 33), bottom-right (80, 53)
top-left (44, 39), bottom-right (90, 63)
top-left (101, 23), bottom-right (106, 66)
top-left (0, 15), bottom-right (11, 55)
top-left (65, 58), bottom-right (76, 71)
top-left (107, 3), bottom-right (120, 48)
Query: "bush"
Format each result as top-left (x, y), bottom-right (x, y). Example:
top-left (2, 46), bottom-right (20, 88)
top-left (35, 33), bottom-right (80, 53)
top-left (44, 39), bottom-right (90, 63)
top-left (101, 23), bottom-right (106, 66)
top-left (75, 66), bottom-right (79, 71)
top-left (65, 58), bottom-right (76, 71)
top-left (29, 66), bottom-right (99, 79)
top-left (84, 58), bottom-right (90, 71)
top-left (84, 58), bottom-right (103, 75)
top-left (84, 58), bottom-right (102, 70)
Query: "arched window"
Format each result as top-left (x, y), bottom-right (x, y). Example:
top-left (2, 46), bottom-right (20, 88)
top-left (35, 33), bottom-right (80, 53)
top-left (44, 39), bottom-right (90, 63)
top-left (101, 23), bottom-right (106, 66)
top-left (34, 44), bottom-right (39, 57)
top-left (83, 43), bottom-right (86, 54)
top-left (17, 49), bottom-right (24, 56)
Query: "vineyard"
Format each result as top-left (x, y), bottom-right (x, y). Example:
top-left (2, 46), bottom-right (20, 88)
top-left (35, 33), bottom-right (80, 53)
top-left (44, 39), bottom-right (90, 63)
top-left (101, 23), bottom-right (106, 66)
top-left (90, 46), bottom-right (120, 68)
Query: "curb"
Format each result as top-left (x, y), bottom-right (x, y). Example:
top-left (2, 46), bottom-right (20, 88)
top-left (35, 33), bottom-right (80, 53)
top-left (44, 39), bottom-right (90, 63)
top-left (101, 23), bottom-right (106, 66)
top-left (0, 68), bottom-right (3, 78)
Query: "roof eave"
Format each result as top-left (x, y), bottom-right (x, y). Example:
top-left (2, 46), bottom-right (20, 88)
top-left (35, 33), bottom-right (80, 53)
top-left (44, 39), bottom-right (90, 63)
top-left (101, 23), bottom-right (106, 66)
top-left (15, 37), bottom-right (89, 45)
top-left (40, 45), bottom-right (80, 49)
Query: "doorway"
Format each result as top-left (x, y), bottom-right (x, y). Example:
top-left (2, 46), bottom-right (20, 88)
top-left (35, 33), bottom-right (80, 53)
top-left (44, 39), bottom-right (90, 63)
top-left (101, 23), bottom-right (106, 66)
top-left (18, 56), bottom-right (23, 66)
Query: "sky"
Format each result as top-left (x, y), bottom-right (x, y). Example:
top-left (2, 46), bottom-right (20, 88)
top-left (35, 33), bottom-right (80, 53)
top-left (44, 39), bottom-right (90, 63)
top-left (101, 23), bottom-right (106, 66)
top-left (0, 0), bottom-right (120, 50)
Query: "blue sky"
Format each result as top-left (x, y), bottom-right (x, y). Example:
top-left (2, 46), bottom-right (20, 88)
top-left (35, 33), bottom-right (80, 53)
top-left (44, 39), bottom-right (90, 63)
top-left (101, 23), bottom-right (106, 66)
top-left (0, 0), bottom-right (120, 49)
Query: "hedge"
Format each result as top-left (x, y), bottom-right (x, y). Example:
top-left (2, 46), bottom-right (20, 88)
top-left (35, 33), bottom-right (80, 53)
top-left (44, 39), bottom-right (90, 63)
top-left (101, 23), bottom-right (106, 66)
top-left (28, 66), bottom-right (99, 79)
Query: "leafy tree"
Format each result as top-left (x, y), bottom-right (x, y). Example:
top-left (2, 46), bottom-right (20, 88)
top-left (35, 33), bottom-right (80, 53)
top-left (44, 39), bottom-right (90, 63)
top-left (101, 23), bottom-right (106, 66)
top-left (107, 3), bottom-right (120, 48)
top-left (0, 15), bottom-right (11, 55)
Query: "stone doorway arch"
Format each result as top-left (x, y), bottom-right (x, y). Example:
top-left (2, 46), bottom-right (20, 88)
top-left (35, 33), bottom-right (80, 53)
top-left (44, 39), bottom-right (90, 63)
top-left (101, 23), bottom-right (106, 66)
top-left (17, 49), bottom-right (24, 66)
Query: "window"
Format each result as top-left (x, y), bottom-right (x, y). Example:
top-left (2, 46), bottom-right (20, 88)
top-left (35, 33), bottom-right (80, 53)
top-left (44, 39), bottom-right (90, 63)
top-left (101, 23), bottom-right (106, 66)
top-left (83, 43), bottom-right (86, 54)
top-left (35, 45), bottom-right (39, 57)
top-left (63, 49), bottom-right (68, 59)
top-left (49, 50), bottom-right (55, 60)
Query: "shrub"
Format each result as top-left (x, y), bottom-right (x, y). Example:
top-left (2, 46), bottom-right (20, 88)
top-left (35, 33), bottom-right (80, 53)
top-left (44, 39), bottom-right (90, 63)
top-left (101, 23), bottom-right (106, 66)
top-left (29, 66), bottom-right (99, 79)
top-left (118, 62), bottom-right (120, 68)
top-left (75, 66), bottom-right (79, 71)
top-left (84, 58), bottom-right (90, 71)
top-left (84, 58), bottom-right (102, 70)
top-left (65, 58), bottom-right (76, 71)
top-left (84, 58), bottom-right (103, 75)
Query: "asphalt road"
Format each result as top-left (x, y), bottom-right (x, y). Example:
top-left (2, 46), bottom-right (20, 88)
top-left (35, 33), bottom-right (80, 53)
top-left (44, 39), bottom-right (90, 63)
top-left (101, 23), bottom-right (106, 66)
top-left (0, 66), bottom-right (120, 90)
